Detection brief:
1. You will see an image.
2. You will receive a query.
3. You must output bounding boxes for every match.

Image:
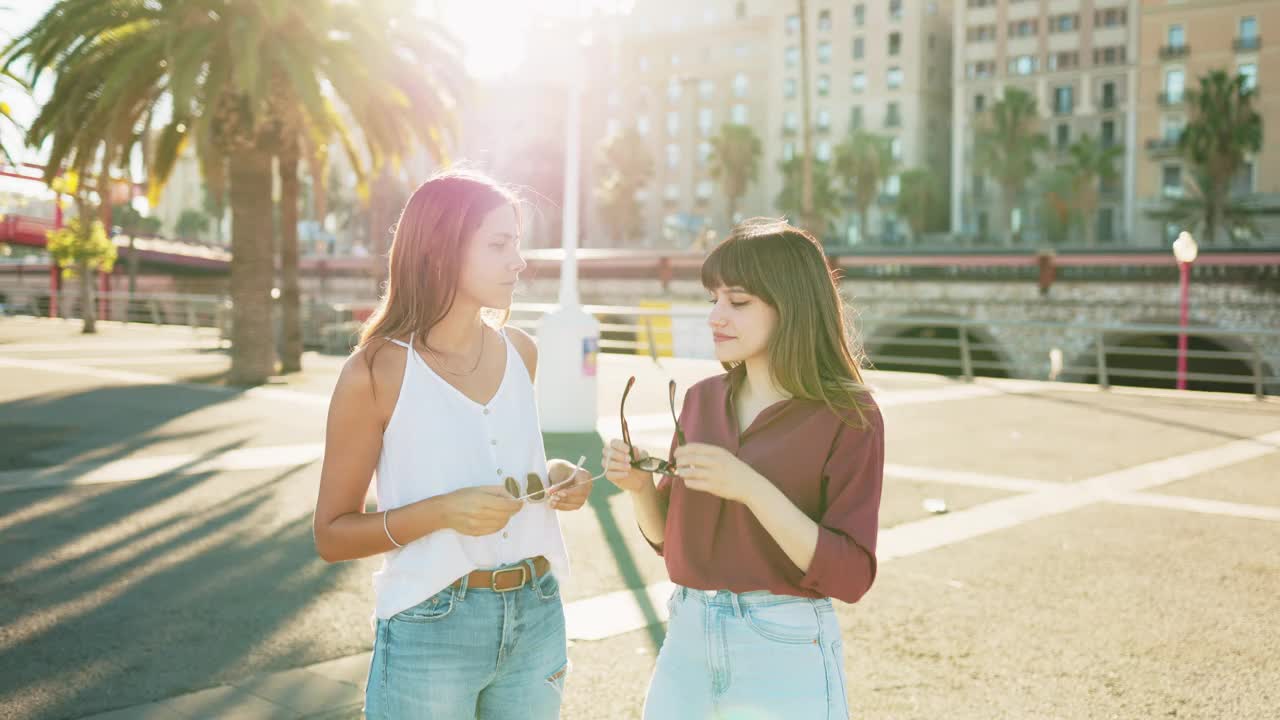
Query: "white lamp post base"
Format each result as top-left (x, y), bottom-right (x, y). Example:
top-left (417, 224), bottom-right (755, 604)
top-left (535, 303), bottom-right (601, 433)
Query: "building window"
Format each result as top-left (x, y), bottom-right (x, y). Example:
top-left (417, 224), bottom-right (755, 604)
top-left (818, 41), bottom-right (832, 63)
top-left (1164, 69), bottom-right (1185, 103)
top-left (1009, 20), bottom-right (1038, 38)
top-left (966, 61), bottom-right (995, 79)
top-left (1050, 14), bottom-right (1078, 33)
top-left (1095, 8), bottom-right (1127, 27)
top-left (698, 141), bottom-right (712, 165)
top-left (1168, 24), bottom-right (1185, 48)
top-left (1231, 161), bottom-right (1255, 196)
top-left (818, 9), bottom-right (832, 31)
top-left (1048, 52), bottom-right (1078, 71)
top-left (783, 142), bottom-right (796, 161)
top-left (1054, 86), bottom-right (1074, 115)
top-left (699, 79), bottom-right (715, 100)
top-left (636, 115), bottom-right (650, 135)
top-left (786, 13), bottom-right (800, 34)
top-left (666, 144), bottom-right (681, 169)
top-left (817, 73), bottom-right (831, 96)
top-left (1240, 16), bottom-right (1258, 42)
top-left (1161, 116), bottom-right (1185, 142)
top-left (853, 37), bottom-right (865, 59)
top-left (696, 180), bottom-right (714, 199)
top-left (699, 108), bottom-right (714, 135)
top-left (1093, 46), bottom-right (1127, 65)
top-left (1162, 164), bottom-right (1183, 197)
top-left (734, 72), bottom-right (749, 97)
top-left (1239, 63), bottom-right (1258, 91)
top-left (668, 78), bottom-right (683, 102)
top-left (849, 106), bottom-right (863, 130)
top-left (889, 0), bottom-right (902, 21)
top-left (889, 32), bottom-right (901, 56)
top-left (885, 174), bottom-right (900, 196)
top-left (666, 111), bottom-right (680, 136)
top-left (974, 93), bottom-right (986, 112)
top-left (1008, 55), bottom-right (1039, 76)
top-left (887, 67), bottom-right (903, 89)
top-left (785, 46), bottom-right (799, 67)
top-left (817, 140), bottom-right (833, 162)
top-left (967, 25), bottom-right (996, 42)
top-left (1101, 81), bottom-right (1117, 110)
top-left (885, 101), bottom-right (901, 127)
top-left (1098, 208), bottom-right (1115, 243)
top-left (1101, 120), bottom-right (1116, 147)
top-left (785, 78), bottom-right (798, 99)
top-left (854, 3), bottom-right (865, 26)
top-left (784, 110), bottom-right (799, 132)
top-left (851, 71), bottom-right (867, 92)
top-left (816, 108), bottom-right (832, 131)
top-left (1055, 123), bottom-right (1070, 148)
top-left (664, 184), bottom-right (679, 202)
top-left (890, 137), bottom-right (902, 160)
top-left (731, 104), bottom-right (748, 124)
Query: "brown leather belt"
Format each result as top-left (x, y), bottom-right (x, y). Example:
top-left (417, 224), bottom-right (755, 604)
top-left (451, 556), bottom-right (550, 593)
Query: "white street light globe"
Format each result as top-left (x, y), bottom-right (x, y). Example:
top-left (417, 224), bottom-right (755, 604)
top-left (1172, 231), bottom-right (1198, 264)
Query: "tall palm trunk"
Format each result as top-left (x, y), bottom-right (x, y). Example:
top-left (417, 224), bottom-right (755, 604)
top-left (228, 147), bottom-right (277, 385)
top-left (78, 257), bottom-right (96, 334)
top-left (279, 139), bottom-right (303, 373)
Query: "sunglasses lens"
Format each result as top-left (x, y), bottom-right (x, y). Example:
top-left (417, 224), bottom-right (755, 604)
top-left (526, 472), bottom-right (546, 502)
top-left (504, 476), bottom-right (520, 498)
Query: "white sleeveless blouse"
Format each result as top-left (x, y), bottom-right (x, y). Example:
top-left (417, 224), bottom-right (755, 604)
top-left (371, 327), bottom-right (570, 620)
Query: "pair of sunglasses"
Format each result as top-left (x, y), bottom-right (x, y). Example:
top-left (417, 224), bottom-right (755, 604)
top-left (504, 456), bottom-right (590, 503)
top-left (620, 376), bottom-right (685, 476)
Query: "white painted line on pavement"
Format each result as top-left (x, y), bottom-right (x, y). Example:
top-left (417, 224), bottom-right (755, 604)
top-left (1104, 492), bottom-right (1280, 522)
top-left (883, 464), bottom-right (1056, 493)
top-left (565, 581), bottom-right (678, 642)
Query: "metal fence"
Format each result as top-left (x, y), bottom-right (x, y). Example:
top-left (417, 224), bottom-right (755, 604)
top-left (6, 293), bottom-right (1275, 398)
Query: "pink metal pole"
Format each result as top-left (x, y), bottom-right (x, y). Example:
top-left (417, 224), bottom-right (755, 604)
top-left (1176, 261), bottom-right (1190, 391)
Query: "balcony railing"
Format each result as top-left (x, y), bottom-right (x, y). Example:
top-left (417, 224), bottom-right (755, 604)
top-left (1159, 44), bottom-right (1190, 60)
top-left (1158, 92), bottom-right (1184, 107)
top-left (1234, 36), bottom-right (1261, 52)
top-left (1145, 138), bottom-right (1180, 155)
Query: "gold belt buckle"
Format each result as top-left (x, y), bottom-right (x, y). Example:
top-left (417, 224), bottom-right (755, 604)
top-left (491, 565), bottom-right (528, 593)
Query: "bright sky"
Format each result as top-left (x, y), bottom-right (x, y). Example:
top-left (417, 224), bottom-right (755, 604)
top-left (0, 0), bottom-right (628, 190)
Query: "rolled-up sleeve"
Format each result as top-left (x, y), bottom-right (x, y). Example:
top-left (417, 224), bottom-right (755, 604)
top-left (798, 408), bottom-right (884, 603)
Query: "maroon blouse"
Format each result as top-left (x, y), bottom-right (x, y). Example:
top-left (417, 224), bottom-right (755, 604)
top-left (646, 373), bottom-right (884, 604)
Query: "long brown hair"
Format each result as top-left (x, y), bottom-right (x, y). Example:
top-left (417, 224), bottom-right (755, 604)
top-left (701, 217), bottom-right (873, 424)
top-left (358, 169), bottom-right (520, 366)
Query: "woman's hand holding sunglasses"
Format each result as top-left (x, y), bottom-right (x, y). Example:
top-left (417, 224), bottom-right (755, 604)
top-left (672, 443), bottom-right (767, 505)
top-left (601, 439), bottom-right (659, 494)
top-left (545, 458), bottom-right (594, 511)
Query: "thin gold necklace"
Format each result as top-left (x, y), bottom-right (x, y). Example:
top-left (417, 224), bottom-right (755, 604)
top-left (423, 326), bottom-right (485, 377)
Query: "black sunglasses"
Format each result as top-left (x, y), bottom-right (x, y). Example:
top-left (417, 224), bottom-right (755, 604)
top-left (620, 376), bottom-right (685, 476)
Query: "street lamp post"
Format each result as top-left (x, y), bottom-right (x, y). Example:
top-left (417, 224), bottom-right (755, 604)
top-left (535, 26), bottom-right (602, 433)
top-left (1172, 230), bottom-right (1198, 391)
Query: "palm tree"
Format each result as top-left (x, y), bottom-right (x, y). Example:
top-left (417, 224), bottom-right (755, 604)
top-left (895, 169), bottom-right (945, 244)
top-left (9, 0), bottom-right (464, 385)
top-left (707, 123), bottom-right (762, 227)
top-left (1037, 167), bottom-right (1078, 246)
top-left (595, 129), bottom-right (654, 246)
top-left (832, 131), bottom-right (894, 245)
top-left (973, 88), bottom-right (1048, 245)
top-left (1149, 166), bottom-right (1264, 245)
top-left (0, 67), bottom-right (27, 165)
top-left (1178, 69), bottom-right (1263, 245)
top-left (1065, 133), bottom-right (1123, 246)
top-left (776, 156), bottom-right (840, 236)
top-left (278, 132), bottom-right (303, 373)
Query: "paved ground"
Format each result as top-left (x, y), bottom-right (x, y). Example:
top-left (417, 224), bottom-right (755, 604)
top-left (1, 317), bottom-right (1277, 720)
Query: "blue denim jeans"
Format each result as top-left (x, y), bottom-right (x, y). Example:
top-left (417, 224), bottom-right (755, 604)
top-left (643, 586), bottom-right (849, 719)
top-left (364, 560), bottom-right (568, 720)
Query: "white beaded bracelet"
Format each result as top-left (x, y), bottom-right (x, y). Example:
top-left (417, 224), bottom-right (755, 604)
top-left (383, 510), bottom-right (404, 548)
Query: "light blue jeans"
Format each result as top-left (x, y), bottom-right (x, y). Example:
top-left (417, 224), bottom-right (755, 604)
top-left (644, 586), bottom-right (849, 719)
top-left (364, 560), bottom-right (568, 720)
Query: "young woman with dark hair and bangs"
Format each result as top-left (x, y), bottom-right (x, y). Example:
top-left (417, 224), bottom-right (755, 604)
top-left (603, 218), bottom-right (884, 719)
top-left (313, 170), bottom-right (593, 719)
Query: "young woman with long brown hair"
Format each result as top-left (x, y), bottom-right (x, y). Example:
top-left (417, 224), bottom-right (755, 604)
top-left (603, 218), bottom-right (884, 719)
top-left (314, 170), bottom-right (592, 719)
